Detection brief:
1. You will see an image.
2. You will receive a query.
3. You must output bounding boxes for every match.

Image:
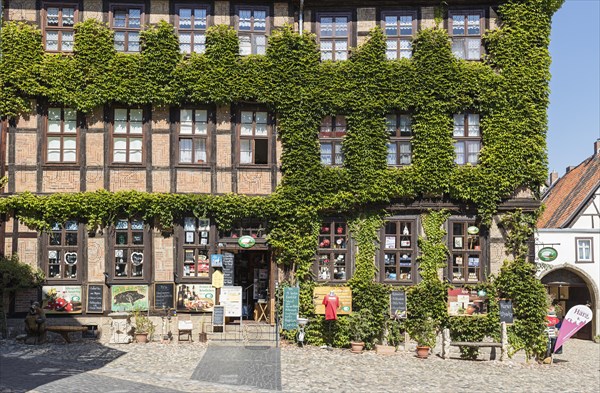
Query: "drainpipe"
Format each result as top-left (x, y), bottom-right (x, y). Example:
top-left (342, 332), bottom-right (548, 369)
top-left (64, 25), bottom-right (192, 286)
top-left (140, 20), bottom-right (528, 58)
top-left (299, 0), bottom-right (304, 35)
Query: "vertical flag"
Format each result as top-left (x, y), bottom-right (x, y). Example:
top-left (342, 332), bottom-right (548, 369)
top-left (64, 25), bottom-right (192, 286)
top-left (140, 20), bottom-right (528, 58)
top-left (554, 305), bottom-right (593, 353)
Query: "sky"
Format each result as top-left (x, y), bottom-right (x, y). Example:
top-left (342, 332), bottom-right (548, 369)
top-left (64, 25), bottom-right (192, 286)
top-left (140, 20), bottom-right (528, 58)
top-left (547, 0), bottom-right (600, 176)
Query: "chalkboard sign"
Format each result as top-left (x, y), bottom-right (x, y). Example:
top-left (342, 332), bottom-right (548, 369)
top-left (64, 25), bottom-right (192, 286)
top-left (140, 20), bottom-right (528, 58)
top-left (222, 252), bottom-right (235, 286)
top-left (499, 300), bottom-right (514, 324)
top-left (154, 283), bottom-right (175, 310)
top-left (390, 290), bottom-right (407, 318)
top-left (282, 287), bottom-right (300, 330)
top-left (213, 305), bottom-right (225, 330)
top-left (86, 284), bottom-right (104, 313)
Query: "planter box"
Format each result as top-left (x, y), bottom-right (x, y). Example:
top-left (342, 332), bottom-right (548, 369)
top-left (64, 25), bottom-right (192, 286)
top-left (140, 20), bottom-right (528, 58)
top-left (375, 344), bottom-right (396, 355)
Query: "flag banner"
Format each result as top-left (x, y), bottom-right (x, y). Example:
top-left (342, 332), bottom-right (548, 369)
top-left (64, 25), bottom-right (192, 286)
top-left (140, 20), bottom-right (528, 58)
top-left (554, 305), bottom-right (592, 353)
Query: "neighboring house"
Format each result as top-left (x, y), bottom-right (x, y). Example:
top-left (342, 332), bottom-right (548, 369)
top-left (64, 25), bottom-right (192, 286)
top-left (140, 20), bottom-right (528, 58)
top-left (536, 139), bottom-right (600, 340)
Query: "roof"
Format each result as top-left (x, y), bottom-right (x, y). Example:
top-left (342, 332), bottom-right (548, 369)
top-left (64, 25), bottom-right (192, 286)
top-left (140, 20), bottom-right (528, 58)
top-left (538, 150), bottom-right (600, 229)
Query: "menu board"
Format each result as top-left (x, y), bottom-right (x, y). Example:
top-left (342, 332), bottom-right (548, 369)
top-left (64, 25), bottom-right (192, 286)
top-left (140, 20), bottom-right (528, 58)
top-left (222, 252), bottom-right (235, 286)
top-left (86, 284), bottom-right (104, 313)
top-left (282, 287), bottom-right (300, 330)
top-left (213, 305), bottom-right (225, 328)
top-left (499, 300), bottom-right (514, 323)
top-left (313, 286), bottom-right (352, 315)
top-left (154, 283), bottom-right (175, 310)
top-left (220, 286), bottom-right (242, 317)
top-left (390, 290), bottom-right (407, 318)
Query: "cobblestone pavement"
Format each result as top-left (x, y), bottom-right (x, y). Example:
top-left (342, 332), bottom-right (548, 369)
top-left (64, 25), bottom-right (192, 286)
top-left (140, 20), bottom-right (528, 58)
top-left (1, 338), bottom-right (599, 393)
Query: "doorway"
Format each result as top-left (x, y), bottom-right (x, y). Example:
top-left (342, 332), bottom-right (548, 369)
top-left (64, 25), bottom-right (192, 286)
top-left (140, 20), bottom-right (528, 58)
top-left (234, 250), bottom-right (271, 322)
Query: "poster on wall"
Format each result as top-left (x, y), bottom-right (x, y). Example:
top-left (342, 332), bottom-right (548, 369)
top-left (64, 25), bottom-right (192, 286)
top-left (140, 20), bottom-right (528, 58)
top-left (176, 284), bottom-right (215, 312)
top-left (447, 288), bottom-right (487, 316)
top-left (111, 285), bottom-right (148, 312)
top-left (42, 286), bottom-right (83, 314)
top-left (220, 286), bottom-right (242, 317)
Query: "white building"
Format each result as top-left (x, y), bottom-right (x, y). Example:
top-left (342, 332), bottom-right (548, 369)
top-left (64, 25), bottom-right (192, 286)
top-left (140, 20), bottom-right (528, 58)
top-left (536, 139), bottom-right (600, 340)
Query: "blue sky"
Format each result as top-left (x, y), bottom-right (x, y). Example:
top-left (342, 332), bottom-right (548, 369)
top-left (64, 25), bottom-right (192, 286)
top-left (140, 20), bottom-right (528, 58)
top-left (548, 0), bottom-right (600, 176)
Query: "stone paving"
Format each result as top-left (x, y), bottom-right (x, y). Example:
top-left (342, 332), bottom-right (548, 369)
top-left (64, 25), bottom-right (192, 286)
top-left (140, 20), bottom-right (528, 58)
top-left (1, 337), bottom-right (599, 393)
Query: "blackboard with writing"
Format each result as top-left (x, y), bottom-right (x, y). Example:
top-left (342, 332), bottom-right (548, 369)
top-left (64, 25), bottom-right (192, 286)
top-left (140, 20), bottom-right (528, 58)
top-left (390, 290), bottom-right (407, 318)
top-left (154, 283), bottom-right (175, 310)
top-left (499, 300), bottom-right (514, 324)
top-left (282, 287), bottom-right (300, 330)
top-left (87, 284), bottom-right (104, 313)
top-left (213, 305), bottom-right (225, 329)
top-left (222, 252), bottom-right (235, 286)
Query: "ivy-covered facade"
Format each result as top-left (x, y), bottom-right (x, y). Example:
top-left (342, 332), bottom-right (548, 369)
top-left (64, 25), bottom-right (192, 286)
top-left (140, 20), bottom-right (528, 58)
top-left (0, 0), bottom-right (561, 356)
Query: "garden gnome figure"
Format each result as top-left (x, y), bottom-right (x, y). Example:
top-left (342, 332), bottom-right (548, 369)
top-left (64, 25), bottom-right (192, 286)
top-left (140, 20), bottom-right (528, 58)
top-left (24, 302), bottom-right (47, 344)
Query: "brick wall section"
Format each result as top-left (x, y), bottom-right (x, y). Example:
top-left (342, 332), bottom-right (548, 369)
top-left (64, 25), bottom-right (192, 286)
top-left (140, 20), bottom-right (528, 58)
top-left (152, 134), bottom-right (170, 167)
top-left (17, 238), bottom-right (38, 269)
top-left (87, 107), bottom-right (105, 130)
top-left (86, 133), bottom-right (104, 166)
top-left (237, 171), bottom-right (271, 195)
top-left (176, 170), bottom-right (211, 193)
top-left (110, 170), bottom-right (146, 192)
top-left (152, 170), bottom-right (171, 193)
top-left (15, 171), bottom-right (37, 193)
top-left (82, 0), bottom-right (103, 22)
top-left (85, 170), bottom-right (104, 191)
top-left (357, 8), bottom-right (376, 46)
top-left (274, 2), bottom-right (292, 27)
top-left (421, 7), bottom-right (437, 29)
top-left (6, 0), bottom-right (37, 23)
top-left (87, 236), bottom-right (106, 282)
top-left (42, 171), bottom-right (81, 192)
top-left (217, 171), bottom-right (232, 193)
top-left (149, 0), bottom-right (169, 24)
top-left (153, 231), bottom-right (174, 281)
top-left (14, 133), bottom-right (37, 166)
top-left (214, 1), bottom-right (230, 26)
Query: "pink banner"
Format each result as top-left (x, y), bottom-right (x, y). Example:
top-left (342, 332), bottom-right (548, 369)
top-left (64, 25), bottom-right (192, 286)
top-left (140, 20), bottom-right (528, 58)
top-left (554, 305), bottom-right (592, 353)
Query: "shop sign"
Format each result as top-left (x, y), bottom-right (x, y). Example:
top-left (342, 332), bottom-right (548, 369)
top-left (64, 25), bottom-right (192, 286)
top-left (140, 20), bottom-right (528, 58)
top-left (538, 247), bottom-right (558, 262)
top-left (176, 284), bottom-right (215, 312)
top-left (64, 252), bottom-right (78, 265)
top-left (238, 235), bottom-right (256, 248)
top-left (212, 270), bottom-right (224, 289)
top-left (210, 254), bottom-right (223, 267)
top-left (467, 226), bottom-right (479, 235)
top-left (42, 285), bottom-right (83, 314)
top-left (111, 285), bottom-right (148, 311)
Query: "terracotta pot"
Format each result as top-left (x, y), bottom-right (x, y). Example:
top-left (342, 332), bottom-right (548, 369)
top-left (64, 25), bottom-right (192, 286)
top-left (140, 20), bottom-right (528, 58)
top-left (135, 333), bottom-right (149, 343)
top-left (416, 346), bottom-right (430, 358)
top-left (350, 341), bottom-right (365, 353)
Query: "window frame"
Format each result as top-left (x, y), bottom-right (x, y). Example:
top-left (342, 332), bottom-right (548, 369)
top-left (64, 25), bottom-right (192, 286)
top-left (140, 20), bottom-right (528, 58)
top-left (315, 219), bottom-right (351, 282)
top-left (316, 11), bottom-right (353, 62)
top-left (386, 112), bottom-right (412, 166)
top-left (381, 9), bottom-right (418, 60)
top-left (379, 218), bottom-right (418, 284)
top-left (447, 219), bottom-right (486, 284)
top-left (42, 2), bottom-right (79, 53)
top-left (176, 107), bottom-right (212, 166)
top-left (575, 237), bottom-right (594, 263)
top-left (178, 216), bottom-right (213, 282)
top-left (237, 107), bottom-right (272, 166)
top-left (453, 112), bottom-right (481, 165)
top-left (319, 115), bottom-right (346, 166)
top-left (109, 2), bottom-right (145, 53)
top-left (448, 9), bottom-right (485, 61)
top-left (109, 218), bottom-right (151, 283)
top-left (174, 3), bottom-right (211, 54)
top-left (234, 5), bottom-right (270, 56)
top-left (110, 107), bottom-right (146, 166)
top-left (44, 106), bottom-right (80, 165)
top-left (44, 221), bottom-right (84, 284)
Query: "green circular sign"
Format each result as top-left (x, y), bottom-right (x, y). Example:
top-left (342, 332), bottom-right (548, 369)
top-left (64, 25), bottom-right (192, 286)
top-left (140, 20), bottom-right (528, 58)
top-left (238, 235), bottom-right (256, 248)
top-left (341, 306), bottom-right (350, 312)
top-left (467, 226), bottom-right (479, 235)
top-left (538, 247), bottom-right (558, 262)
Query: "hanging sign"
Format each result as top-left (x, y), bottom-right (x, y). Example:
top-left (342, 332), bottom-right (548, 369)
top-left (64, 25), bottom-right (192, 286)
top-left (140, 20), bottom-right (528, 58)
top-left (554, 305), bottom-right (593, 353)
top-left (538, 247), bottom-right (558, 262)
top-left (212, 270), bottom-right (224, 289)
top-left (467, 226), bottom-right (480, 235)
top-left (238, 235), bottom-right (256, 248)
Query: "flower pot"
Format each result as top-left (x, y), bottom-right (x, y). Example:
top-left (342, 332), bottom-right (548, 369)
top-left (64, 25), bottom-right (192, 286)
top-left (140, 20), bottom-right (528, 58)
top-left (350, 341), bottom-right (365, 353)
top-left (135, 332), bottom-right (149, 343)
top-left (375, 344), bottom-right (396, 355)
top-left (416, 346), bottom-right (430, 359)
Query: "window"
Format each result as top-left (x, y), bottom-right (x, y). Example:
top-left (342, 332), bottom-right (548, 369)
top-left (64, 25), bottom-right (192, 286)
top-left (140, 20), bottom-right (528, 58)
top-left (318, 14), bottom-right (350, 61)
top-left (449, 221), bottom-right (484, 283)
top-left (236, 7), bottom-right (268, 55)
top-left (43, 4), bottom-right (77, 52)
top-left (317, 220), bottom-right (349, 281)
top-left (453, 113), bottom-right (481, 165)
top-left (47, 221), bottom-right (79, 280)
top-left (381, 219), bottom-right (416, 283)
top-left (382, 11), bottom-right (416, 60)
top-left (220, 219), bottom-right (267, 239)
top-left (450, 11), bottom-right (483, 60)
top-left (182, 217), bottom-right (211, 279)
top-left (46, 107), bottom-right (77, 163)
top-left (320, 115), bottom-right (346, 166)
top-left (178, 109), bottom-right (209, 164)
top-left (114, 219), bottom-right (146, 278)
top-left (176, 6), bottom-right (208, 54)
top-left (576, 238), bottom-right (593, 262)
top-left (112, 108), bottom-right (144, 164)
top-left (111, 4), bottom-right (143, 52)
top-left (239, 110), bottom-right (269, 165)
top-left (386, 114), bottom-right (412, 166)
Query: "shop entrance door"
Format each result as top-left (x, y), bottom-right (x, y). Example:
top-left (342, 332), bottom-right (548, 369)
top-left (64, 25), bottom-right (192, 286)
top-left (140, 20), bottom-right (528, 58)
top-left (234, 250), bottom-right (271, 322)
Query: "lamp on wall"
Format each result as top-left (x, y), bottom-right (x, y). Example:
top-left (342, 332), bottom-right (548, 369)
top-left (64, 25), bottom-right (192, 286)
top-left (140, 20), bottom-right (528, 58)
top-left (103, 272), bottom-right (109, 287)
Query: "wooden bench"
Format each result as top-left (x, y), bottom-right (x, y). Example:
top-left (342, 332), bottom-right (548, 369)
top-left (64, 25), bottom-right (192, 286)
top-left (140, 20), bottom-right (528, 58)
top-left (46, 326), bottom-right (88, 343)
top-left (442, 321), bottom-right (507, 361)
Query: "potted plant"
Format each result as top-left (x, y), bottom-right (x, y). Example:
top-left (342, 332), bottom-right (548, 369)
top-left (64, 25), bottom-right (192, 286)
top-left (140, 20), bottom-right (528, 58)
top-left (408, 317), bottom-right (437, 359)
top-left (349, 309), bottom-right (372, 353)
top-left (131, 309), bottom-right (156, 343)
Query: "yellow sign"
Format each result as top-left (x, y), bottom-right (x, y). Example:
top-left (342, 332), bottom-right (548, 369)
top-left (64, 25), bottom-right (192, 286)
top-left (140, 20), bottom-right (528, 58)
top-left (313, 286), bottom-right (352, 315)
top-left (212, 270), bottom-right (224, 288)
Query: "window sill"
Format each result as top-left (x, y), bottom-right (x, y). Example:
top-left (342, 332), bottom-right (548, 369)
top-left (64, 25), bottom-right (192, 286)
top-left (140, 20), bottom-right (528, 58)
top-left (176, 163), bottom-right (211, 168)
top-left (42, 163), bottom-right (80, 169)
top-left (575, 260), bottom-right (594, 264)
top-left (108, 163), bottom-right (146, 169)
top-left (237, 164), bottom-right (272, 169)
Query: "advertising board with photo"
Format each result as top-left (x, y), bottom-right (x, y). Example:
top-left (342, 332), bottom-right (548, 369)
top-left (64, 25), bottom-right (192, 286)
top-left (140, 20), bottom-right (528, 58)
top-left (42, 286), bottom-right (83, 314)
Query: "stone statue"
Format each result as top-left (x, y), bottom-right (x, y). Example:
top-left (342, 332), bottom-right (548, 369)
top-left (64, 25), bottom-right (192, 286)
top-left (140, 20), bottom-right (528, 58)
top-left (24, 302), bottom-right (47, 344)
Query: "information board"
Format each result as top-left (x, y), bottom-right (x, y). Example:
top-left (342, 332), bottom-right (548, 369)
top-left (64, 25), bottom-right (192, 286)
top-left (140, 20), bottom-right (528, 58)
top-left (154, 283), bottom-right (175, 310)
top-left (499, 300), bottom-right (514, 324)
top-left (313, 286), bottom-right (352, 315)
top-left (86, 284), bottom-right (104, 313)
top-left (212, 305), bottom-right (225, 328)
top-left (222, 252), bottom-right (235, 286)
top-left (447, 288), bottom-right (487, 316)
top-left (220, 286), bottom-right (242, 317)
top-left (390, 290), bottom-right (407, 318)
top-left (282, 287), bottom-right (300, 330)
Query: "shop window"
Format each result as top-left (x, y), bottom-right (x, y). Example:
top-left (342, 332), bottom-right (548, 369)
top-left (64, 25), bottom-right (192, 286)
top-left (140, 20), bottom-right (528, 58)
top-left (320, 115), bottom-right (346, 166)
top-left (386, 113), bottom-right (412, 166)
top-left (318, 13), bottom-right (351, 61)
top-left (46, 107), bottom-right (77, 163)
top-left (316, 220), bottom-right (349, 281)
top-left (382, 11), bottom-right (416, 60)
top-left (453, 113), bottom-right (481, 165)
top-left (178, 109), bottom-right (209, 164)
top-left (176, 5), bottom-right (209, 54)
top-left (43, 3), bottom-right (77, 52)
top-left (110, 4), bottom-right (144, 52)
top-left (182, 217), bottom-right (211, 279)
top-left (221, 219), bottom-right (267, 239)
top-left (114, 219), bottom-right (146, 278)
top-left (449, 221), bottom-right (484, 283)
top-left (380, 219), bottom-right (416, 283)
top-left (112, 108), bottom-right (144, 164)
top-left (449, 11), bottom-right (484, 60)
top-left (46, 221), bottom-right (79, 280)
top-left (239, 110), bottom-right (270, 165)
top-left (576, 238), bottom-right (593, 262)
top-left (236, 6), bottom-right (268, 55)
